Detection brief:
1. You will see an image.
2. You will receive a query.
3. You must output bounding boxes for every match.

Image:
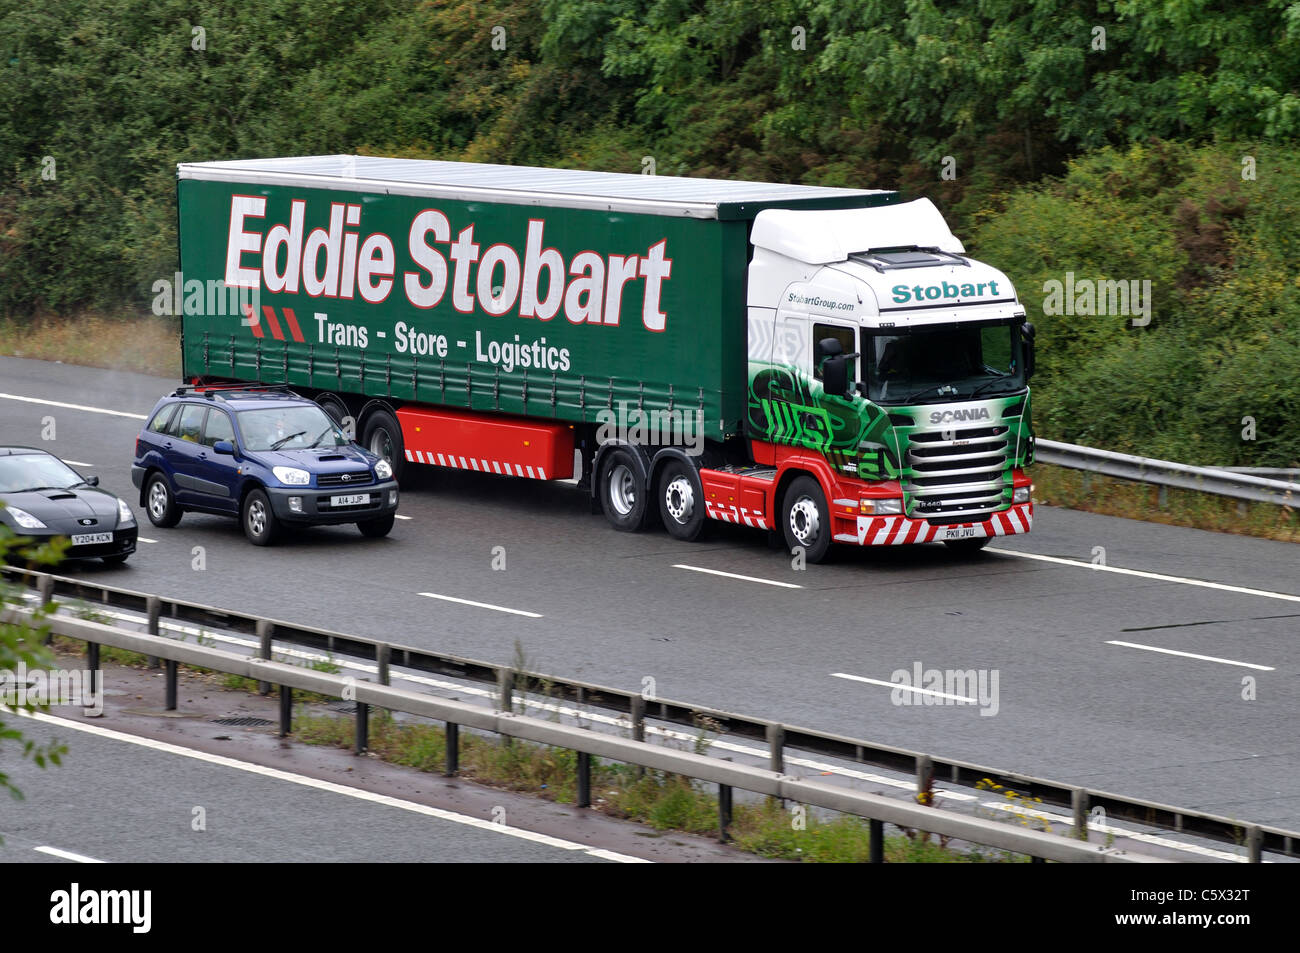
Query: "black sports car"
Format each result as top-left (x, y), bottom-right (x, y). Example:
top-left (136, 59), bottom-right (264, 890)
top-left (0, 447), bottom-right (137, 564)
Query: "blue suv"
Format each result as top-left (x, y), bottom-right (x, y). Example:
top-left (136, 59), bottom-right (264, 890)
top-left (131, 386), bottom-right (399, 545)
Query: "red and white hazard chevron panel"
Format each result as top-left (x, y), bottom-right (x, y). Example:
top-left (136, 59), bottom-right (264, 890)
top-left (396, 407), bottom-right (574, 480)
top-left (833, 502), bottom-right (1033, 546)
top-left (699, 469), bottom-right (772, 530)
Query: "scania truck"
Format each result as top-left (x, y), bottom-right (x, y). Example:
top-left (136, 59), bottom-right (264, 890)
top-left (175, 155), bottom-right (1035, 560)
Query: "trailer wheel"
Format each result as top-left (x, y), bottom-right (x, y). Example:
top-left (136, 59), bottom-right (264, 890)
top-left (781, 475), bottom-right (832, 563)
top-left (598, 447), bottom-right (648, 532)
top-left (943, 537), bottom-right (991, 554)
top-left (361, 408), bottom-right (405, 482)
top-left (657, 460), bottom-right (705, 542)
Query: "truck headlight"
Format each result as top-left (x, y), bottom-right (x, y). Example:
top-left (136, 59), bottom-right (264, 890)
top-left (117, 498), bottom-right (136, 525)
top-left (374, 459), bottom-right (393, 480)
top-left (273, 466), bottom-right (311, 486)
top-left (4, 506), bottom-right (47, 529)
top-left (860, 498), bottom-right (902, 515)
top-left (1013, 485), bottom-right (1032, 504)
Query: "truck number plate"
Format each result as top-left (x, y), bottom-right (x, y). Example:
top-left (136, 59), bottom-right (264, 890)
top-left (940, 527), bottom-right (978, 540)
top-left (330, 494), bottom-right (369, 507)
top-left (71, 533), bottom-right (113, 545)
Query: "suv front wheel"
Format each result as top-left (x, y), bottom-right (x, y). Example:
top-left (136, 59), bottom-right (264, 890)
top-left (242, 488), bottom-right (280, 546)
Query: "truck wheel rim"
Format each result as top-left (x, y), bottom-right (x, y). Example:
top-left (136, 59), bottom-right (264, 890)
top-left (248, 500), bottom-right (266, 535)
top-left (609, 464), bottom-right (636, 516)
top-left (148, 483), bottom-right (167, 518)
top-left (369, 429), bottom-right (392, 463)
top-left (665, 476), bottom-right (694, 523)
top-left (789, 497), bottom-right (820, 545)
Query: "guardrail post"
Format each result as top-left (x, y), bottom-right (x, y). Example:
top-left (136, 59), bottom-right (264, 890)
top-left (164, 660), bottom-right (178, 711)
top-left (1030, 855), bottom-right (1045, 863)
top-left (279, 685), bottom-right (292, 737)
top-left (1072, 788), bottom-right (1089, 840)
top-left (870, 819), bottom-right (884, 863)
top-left (86, 642), bottom-right (100, 700)
top-left (1246, 825), bottom-right (1262, 863)
top-left (257, 620), bottom-right (273, 695)
top-left (36, 572), bottom-right (53, 608)
top-left (445, 723), bottom-right (459, 776)
top-left (145, 595), bottom-right (161, 669)
top-left (1158, 485), bottom-right (1168, 509)
top-left (767, 723), bottom-right (784, 773)
top-left (497, 667), bottom-right (514, 712)
top-left (376, 643), bottom-right (390, 686)
top-left (916, 754), bottom-right (934, 803)
top-left (355, 702), bottom-right (369, 754)
top-left (576, 751), bottom-right (591, 808)
top-left (718, 784), bottom-right (732, 843)
top-left (630, 695), bottom-right (646, 778)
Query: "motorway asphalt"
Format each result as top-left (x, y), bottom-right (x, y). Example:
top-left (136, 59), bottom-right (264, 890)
top-left (2, 355), bottom-right (1299, 834)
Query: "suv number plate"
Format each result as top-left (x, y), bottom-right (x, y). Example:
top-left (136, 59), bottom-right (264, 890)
top-left (330, 494), bottom-right (369, 507)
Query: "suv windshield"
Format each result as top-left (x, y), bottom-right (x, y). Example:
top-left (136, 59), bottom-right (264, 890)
top-left (0, 453), bottom-right (84, 492)
top-left (863, 321), bottom-right (1025, 405)
top-left (236, 406), bottom-right (349, 452)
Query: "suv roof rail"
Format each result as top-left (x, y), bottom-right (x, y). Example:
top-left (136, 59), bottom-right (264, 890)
top-left (170, 383), bottom-right (301, 401)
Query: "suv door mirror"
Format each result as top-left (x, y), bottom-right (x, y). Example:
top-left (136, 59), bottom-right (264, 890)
top-left (212, 440), bottom-right (235, 455)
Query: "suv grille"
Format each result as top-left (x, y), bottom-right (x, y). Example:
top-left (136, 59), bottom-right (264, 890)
top-left (905, 425), bottom-right (1010, 521)
top-left (317, 470), bottom-right (373, 488)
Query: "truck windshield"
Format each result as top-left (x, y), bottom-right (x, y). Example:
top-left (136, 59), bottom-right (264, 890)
top-left (863, 321), bottom-right (1025, 405)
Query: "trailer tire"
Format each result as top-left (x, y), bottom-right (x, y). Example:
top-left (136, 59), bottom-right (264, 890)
top-left (361, 408), bottom-right (405, 483)
top-left (781, 475), bottom-right (832, 564)
top-left (657, 459), bottom-right (706, 542)
top-left (598, 447), bottom-right (649, 532)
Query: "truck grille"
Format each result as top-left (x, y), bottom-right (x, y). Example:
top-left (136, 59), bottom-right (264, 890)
top-left (317, 470), bottom-right (373, 488)
top-left (905, 425), bottom-right (1009, 521)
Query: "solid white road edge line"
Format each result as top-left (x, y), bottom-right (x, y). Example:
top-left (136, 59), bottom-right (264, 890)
top-left (0, 393), bottom-right (147, 420)
top-left (672, 564), bottom-right (803, 589)
top-left (34, 845), bottom-right (106, 863)
top-left (1105, 640), bottom-right (1274, 671)
top-left (19, 711), bottom-right (647, 863)
top-left (831, 671), bottom-right (978, 703)
top-left (417, 592), bottom-right (542, 618)
top-left (987, 547), bottom-right (1300, 604)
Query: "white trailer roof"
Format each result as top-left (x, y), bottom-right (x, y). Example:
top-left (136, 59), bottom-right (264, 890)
top-left (177, 154), bottom-right (894, 220)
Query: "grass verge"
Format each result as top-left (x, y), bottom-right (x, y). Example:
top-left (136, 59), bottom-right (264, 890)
top-left (1033, 463), bottom-right (1299, 543)
top-left (293, 707), bottom-right (1028, 863)
top-left (0, 311), bottom-right (179, 377)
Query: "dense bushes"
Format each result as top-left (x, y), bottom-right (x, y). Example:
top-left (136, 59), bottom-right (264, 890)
top-left (1, 0), bottom-right (1297, 463)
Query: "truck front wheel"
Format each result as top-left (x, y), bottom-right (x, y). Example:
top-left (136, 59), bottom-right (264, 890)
top-left (781, 475), bottom-right (832, 563)
top-left (598, 447), bottom-right (648, 532)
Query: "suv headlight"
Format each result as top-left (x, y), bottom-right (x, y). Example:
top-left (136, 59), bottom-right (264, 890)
top-left (4, 506), bottom-right (47, 529)
top-left (273, 466), bottom-right (311, 486)
top-left (374, 459), bottom-right (393, 480)
top-left (117, 498), bottom-right (136, 525)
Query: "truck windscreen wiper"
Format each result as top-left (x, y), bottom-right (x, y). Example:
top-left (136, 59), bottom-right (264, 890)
top-left (966, 375), bottom-right (1015, 399)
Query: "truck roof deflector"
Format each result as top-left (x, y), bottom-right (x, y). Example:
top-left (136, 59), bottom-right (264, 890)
top-left (750, 198), bottom-right (965, 264)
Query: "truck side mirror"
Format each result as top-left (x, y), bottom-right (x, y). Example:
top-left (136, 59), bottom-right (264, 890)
top-left (1021, 322), bottom-right (1036, 381)
top-left (817, 337), bottom-right (849, 396)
